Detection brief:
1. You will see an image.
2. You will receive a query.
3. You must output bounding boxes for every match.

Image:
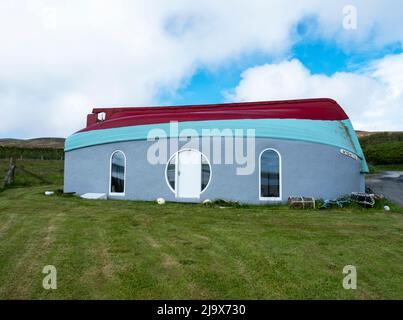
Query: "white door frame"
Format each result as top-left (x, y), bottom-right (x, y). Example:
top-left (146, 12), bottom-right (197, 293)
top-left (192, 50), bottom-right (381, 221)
top-left (175, 148), bottom-right (202, 199)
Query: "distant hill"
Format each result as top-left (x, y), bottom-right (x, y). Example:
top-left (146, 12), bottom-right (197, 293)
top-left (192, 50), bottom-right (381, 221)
top-left (355, 130), bottom-right (403, 138)
top-left (0, 138), bottom-right (65, 149)
top-left (356, 130), bottom-right (375, 138)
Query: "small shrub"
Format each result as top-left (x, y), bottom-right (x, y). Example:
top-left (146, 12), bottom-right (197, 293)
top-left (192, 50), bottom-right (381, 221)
top-left (202, 199), bottom-right (244, 208)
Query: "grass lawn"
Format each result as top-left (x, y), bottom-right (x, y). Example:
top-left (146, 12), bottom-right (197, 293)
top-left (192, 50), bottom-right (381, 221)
top-left (368, 164), bottom-right (403, 174)
top-left (0, 182), bottom-right (402, 299)
top-left (0, 159), bottom-right (64, 186)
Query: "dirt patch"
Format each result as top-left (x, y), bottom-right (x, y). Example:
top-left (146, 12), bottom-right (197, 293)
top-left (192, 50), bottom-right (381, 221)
top-left (0, 213), bottom-right (15, 238)
top-left (95, 229), bottom-right (116, 278)
top-left (162, 254), bottom-right (180, 268)
top-left (100, 247), bottom-right (114, 277)
top-left (193, 234), bottom-right (210, 241)
top-left (43, 224), bottom-right (56, 248)
top-left (42, 213), bottom-right (64, 248)
top-left (143, 216), bottom-right (154, 226)
top-left (187, 282), bottom-right (210, 299)
top-left (145, 236), bottom-right (161, 248)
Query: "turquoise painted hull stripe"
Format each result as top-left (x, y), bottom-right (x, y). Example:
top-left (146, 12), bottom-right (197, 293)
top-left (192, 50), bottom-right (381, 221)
top-left (65, 119), bottom-right (368, 172)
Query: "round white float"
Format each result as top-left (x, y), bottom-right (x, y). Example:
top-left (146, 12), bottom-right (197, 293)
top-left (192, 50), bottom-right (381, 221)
top-left (156, 198), bottom-right (166, 205)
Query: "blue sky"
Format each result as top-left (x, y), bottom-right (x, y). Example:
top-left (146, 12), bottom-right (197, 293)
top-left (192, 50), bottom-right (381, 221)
top-left (170, 35), bottom-right (403, 106)
top-left (1, 1), bottom-right (403, 137)
top-left (162, 12), bottom-right (403, 106)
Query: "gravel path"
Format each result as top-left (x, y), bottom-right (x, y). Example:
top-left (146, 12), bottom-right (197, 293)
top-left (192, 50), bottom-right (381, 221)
top-left (366, 171), bottom-right (403, 206)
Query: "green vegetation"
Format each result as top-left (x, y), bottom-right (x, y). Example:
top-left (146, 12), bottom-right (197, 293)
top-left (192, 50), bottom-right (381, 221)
top-left (0, 160), bottom-right (402, 299)
top-left (0, 146), bottom-right (64, 161)
top-left (0, 138), bottom-right (65, 149)
top-left (0, 159), bottom-right (64, 188)
top-left (363, 141), bottom-right (403, 165)
top-left (368, 164), bottom-right (403, 174)
top-left (359, 132), bottom-right (403, 167)
top-left (359, 132), bottom-right (403, 145)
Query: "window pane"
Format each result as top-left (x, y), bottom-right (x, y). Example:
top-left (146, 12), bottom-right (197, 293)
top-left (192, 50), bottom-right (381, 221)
top-left (111, 151), bottom-right (125, 193)
top-left (260, 150), bottom-right (280, 198)
top-left (167, 155), bottom-right (176, 190)
top-left (201, 155), bottom-right (210, 191)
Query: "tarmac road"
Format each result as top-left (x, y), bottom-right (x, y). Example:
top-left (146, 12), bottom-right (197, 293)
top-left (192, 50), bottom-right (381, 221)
top-left (366, 171), bottom-right (403, 207)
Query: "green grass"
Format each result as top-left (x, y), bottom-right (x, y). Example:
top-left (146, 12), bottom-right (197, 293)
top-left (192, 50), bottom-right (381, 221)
top-left (368, 164), bottom-right (403, 174)
top-left (0, 184), bottom-right (402, 299)
top-left (0, 159), bottom-right (64, 188)
top-left (0, 159), bottom-right (402, 299)
top-left (0, 146), bottom-right (64, 161)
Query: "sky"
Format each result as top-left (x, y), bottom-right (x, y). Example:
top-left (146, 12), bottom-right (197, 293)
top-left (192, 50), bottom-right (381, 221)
top-left (1, 0), bottom-right (403, 138)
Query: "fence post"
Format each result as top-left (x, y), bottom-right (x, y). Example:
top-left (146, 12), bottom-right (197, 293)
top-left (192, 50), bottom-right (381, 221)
top-left (2, 157), bottom-right (16, 189)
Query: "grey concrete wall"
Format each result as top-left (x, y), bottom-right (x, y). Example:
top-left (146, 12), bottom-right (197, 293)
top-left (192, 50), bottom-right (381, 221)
top-left (64, 138), bottom-right (365, 204)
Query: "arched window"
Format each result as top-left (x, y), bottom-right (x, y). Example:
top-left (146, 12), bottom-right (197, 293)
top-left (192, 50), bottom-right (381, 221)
top-left (260, 149), bottom-right (281, 200)
top-left (110, 151), bottom-right (126, 195)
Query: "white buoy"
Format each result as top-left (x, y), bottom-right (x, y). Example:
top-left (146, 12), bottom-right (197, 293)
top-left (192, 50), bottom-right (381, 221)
top-left (384, 205), bottom-right (390, 211)
top-left (156, 198), bottom-right (165, 205)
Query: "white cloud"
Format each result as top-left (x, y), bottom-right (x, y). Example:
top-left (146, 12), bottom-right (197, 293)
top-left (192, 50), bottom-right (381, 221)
top-left (229, 54), bottom-right (403, 131)
top-left (0, 0), bottom-right (403, 137)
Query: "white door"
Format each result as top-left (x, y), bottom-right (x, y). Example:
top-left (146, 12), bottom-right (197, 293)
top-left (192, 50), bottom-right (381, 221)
top-left (176, 150), bottom-right (201, 198)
